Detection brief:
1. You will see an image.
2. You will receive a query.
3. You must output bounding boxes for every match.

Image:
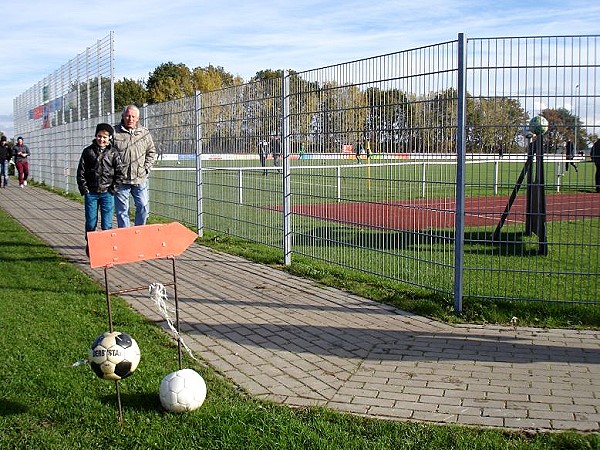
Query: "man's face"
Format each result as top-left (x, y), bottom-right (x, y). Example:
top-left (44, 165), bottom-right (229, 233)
top-left (122, 109), bottom-right (139, 129)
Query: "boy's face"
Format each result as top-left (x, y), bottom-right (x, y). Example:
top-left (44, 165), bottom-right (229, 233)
top-left (96, 131), bottom-right (110, 147)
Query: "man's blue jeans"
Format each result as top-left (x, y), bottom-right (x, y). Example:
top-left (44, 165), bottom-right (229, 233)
top-left (84, 192), bottom-right (114, 232)
top-left (115, 182), bottom-right (149, 228)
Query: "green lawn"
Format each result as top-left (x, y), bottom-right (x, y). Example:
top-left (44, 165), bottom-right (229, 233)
top-left (1, 207), bottom-right (598, 449)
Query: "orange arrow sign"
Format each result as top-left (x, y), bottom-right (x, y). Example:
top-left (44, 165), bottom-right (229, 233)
top-left (87, 222), bottom-right (198, 268)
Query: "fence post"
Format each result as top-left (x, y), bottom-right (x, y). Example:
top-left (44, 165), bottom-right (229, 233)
top-left (421, 162), bottom-right (427, 198)
top-left (494, 161), bottom-right (499, 195)
top-left (453, 33), bottom-right (467, 314)
top-left (337, 166), bottom-right (342, 202)
top-left (195, 90), bottom-right (203, 238)
top-left (282, 71), bottom-right (292, 266)
top-left (238, 170), bottom-right (243, 204)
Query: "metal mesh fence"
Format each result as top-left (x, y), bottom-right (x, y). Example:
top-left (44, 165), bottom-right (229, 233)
top-left (15, 34), bottom-right (600, 306)
top-left (13, 33), bottom-right (114, 137)
top-left (463, 36), bottom-right (599, 304)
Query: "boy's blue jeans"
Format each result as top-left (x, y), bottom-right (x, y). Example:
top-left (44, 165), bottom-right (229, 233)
top-left (84, 192), bottom-right (114, 232)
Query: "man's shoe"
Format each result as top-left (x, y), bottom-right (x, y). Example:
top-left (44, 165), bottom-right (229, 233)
top-left (23, 180), bottom-right (27, 186)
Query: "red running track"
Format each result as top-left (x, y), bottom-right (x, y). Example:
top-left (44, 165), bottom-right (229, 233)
top-left (290, 193), bottom-right (600, 231)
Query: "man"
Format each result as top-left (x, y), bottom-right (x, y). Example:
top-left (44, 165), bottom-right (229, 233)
top-left (258, 139), bottom-right (268, 175)
top-left (271, 136), bottom-right (281, 172)
top-left (0, 136), bottom-right (12, 187)
top-left (592, 138), bottom-right (600, 193)
top-left (14, 136), bottom-right (30, 188)
top-left (112, 105), bottom-right (156, 227)
top-left (565, 140), bottom-right (578, 172)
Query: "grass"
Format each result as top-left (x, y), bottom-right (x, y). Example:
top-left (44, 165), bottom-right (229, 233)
top-left (0, 208), bottom-right (599, 448)
top-left (37, 179), bottom-right (600, 329)
top-left (198, 230), bottom-right (600, 330)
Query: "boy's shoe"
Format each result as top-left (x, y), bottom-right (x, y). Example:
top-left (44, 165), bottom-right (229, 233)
top-left (23, 180), bottom-right (27, 186)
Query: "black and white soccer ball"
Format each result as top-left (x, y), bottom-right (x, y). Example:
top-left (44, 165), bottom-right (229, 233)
top-left (89, 331), bottom-right (141, 381)
top-left (159, 368), bottom-right (207, 412)
top-left (529, 115), bottom-right (549, 135)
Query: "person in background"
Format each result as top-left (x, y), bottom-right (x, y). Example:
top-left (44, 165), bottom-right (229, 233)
top-left (76, 123), bottom-right (123, 256)
top-left (258, 139), bottom-right (268, 175)
top-left (271, 136), bottom-right (282, 172)
top-left (14, 136), bottom-right (30, 188)
top-left (592, 138), bottom-right (600, 193)
top-left (355, 140), bottom-right (364, 163)
top-left (112, 105), bottom-right (156, 227)
top-left (0, 136), bottom-right (12, 187)
top-left (565, 140), bottom-right (578, 172)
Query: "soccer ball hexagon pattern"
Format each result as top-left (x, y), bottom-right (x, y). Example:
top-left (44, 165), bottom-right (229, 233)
top-left (529, 115), bottom-right (549, 135)
top-left (159, 369), bottom-right (207, 412)
top-left (89, 331), bottom-right (141, 381)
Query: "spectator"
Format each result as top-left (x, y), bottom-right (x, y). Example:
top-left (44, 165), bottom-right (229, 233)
top-left (258, 139), bottom-right (268, 175)
top-left (0, 136), bottom-right (12, 187)
top-left (592, 138), bottom-right (600, 193)
top-left (76, 123), bottom-right (123, 255)
top-left (355, 141), bottom-right (364, 163)
top-left (565, 140), bottom-right (578, 172)
top-left (14, 136), bottom-right (30, 188)
top-left (112, 105), bottom-right (156, 227)
top-left (272, 136), bottom-right (281, 171)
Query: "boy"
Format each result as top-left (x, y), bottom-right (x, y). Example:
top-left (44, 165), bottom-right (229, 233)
top-left (76, 123), bottom-right (124, 255)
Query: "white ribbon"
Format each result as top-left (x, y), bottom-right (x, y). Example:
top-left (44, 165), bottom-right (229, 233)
top-left (149, 282), bottom-right (196, 360)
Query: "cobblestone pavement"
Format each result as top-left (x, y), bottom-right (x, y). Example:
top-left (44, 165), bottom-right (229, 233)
top-left (1, 185), bottom-right (598, 432)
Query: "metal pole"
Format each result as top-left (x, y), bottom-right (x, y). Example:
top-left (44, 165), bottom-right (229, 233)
top-left (453, 33), bottom-right (467, 314)
top-left (195, 90), bottom-right (203, 238)
top-left (104, 266), bottom-right (114, 332)
top-left (282, 71), bottom-right (292, 266)
top-left (172, 258), bottom-right (182, 370)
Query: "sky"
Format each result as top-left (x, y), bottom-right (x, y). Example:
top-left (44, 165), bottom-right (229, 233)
top-left (1, 0), bottom-right (598, 137)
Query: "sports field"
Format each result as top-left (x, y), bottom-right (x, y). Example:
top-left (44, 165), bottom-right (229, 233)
top-left (149, 156), bottom-right (599, 304)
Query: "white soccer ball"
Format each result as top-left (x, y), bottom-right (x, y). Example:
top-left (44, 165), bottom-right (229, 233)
top-left (159, 368), bottom-right (207, 412)
top-left (529, 115), bottom-right (549, 135)
top-left (89, 331), bottom-right (141, 381)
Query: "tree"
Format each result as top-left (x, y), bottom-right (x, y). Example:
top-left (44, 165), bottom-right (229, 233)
top-left (467, 97), bottom-right (528, 154)
top-left (146, 62), bottom-right (194, 103)
top-left (192, 64), bottom-right (241, 92)
top-left (251, 69), bottom-right (283, 82)
top-left (542, 107), bottom-right (589, 153)
top-left (114, 78), bottom-right (148, 112)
